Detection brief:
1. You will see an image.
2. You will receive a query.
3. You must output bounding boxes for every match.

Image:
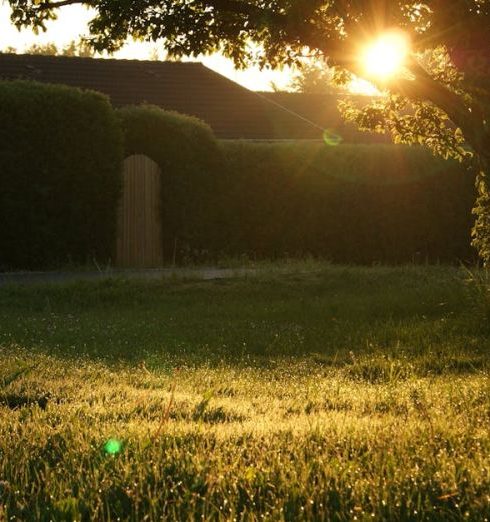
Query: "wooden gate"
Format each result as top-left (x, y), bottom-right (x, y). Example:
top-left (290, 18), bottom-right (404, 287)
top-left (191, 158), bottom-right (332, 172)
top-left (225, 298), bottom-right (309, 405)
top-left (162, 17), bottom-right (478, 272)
top-left (116, 155), bottom-right (163, 268)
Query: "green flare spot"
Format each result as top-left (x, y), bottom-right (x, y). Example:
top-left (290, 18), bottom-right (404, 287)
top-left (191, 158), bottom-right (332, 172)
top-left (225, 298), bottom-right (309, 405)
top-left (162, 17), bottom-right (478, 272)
top-left (104, 438), bottom-right (122, 455)
top-left (323, 129), bottom-right (343, 146)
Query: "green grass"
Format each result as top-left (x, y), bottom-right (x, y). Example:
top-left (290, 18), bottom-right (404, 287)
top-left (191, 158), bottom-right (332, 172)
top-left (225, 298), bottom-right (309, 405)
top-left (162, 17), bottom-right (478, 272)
top-left (0, 264), bottom-right (489, 521)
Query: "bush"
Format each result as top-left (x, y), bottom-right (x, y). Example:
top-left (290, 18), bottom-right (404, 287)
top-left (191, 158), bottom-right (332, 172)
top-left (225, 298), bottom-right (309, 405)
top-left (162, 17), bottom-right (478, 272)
top-left (117, 105), bottom-right (222, 262)
top-left (472, 171), bottom-right (490, 265)
top-left (0, 80), bottom-right (123, 270)
top-left (214, 142), bottom-right (476, 264)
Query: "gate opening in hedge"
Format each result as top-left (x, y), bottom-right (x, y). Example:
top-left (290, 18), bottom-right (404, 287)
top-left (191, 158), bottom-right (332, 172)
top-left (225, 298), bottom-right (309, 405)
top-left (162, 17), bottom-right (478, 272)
top-left (116, 155), bottom-right (163, 268)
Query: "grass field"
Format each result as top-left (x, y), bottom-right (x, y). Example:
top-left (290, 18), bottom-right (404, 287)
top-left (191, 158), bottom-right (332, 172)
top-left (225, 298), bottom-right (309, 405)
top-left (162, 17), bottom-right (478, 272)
top-left (0, 264), bottom-right (489, 521)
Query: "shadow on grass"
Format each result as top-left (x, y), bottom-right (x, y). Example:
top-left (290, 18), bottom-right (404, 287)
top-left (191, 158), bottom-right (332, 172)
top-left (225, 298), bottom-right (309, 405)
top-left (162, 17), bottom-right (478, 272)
top-left (0, 266), bottom-right (488, 377)
top-left (0, 393), bottom-right (49, 410)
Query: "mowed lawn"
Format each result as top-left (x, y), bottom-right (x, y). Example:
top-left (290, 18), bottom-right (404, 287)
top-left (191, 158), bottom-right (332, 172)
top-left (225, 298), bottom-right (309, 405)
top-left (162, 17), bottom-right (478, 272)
top-left (0, 264), bottom-right (489, 521)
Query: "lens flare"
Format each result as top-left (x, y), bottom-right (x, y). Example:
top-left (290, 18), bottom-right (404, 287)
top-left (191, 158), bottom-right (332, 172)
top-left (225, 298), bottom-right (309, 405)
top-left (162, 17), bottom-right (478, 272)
top-left (103, 438), bottom-right (123, 455)
top-left (323, 129), bottom-right (343, 146)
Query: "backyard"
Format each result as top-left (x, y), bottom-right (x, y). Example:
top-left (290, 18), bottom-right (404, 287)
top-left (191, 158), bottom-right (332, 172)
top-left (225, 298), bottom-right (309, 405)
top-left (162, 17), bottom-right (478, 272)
top-left (0, 263), bottom-right (489, 520)
top-left (2, 0), bottom-right (490, 520)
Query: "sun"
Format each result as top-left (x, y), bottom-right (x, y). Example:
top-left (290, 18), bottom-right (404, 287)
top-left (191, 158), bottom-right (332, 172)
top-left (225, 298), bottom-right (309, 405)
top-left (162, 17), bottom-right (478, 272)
top-left (362, 31), bottom-right (409, 81)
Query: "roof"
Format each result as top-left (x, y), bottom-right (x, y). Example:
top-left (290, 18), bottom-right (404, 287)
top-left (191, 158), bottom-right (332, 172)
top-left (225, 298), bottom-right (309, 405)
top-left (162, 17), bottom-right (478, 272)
top-left (259, 92), bottom-right (390, 143)
top-left (0, 53), bottom-right (389, 142)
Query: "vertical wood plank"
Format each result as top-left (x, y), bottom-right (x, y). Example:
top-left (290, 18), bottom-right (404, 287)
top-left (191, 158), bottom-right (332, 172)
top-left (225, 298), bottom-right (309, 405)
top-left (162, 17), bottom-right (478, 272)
top-left (116, 155), bottom-right (163, 268)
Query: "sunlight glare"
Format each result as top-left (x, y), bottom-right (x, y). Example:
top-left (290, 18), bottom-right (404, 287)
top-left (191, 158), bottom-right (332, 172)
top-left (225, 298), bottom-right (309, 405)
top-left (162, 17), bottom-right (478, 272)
top-left (348, 78), bottom-right (380, 96)
top-left (362, 31), bottom-right (409, 81)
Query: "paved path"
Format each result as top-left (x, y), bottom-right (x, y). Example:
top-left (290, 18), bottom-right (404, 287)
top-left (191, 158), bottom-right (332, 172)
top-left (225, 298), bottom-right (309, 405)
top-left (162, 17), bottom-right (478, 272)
top-left (0, 267), bottom-right (260, 286)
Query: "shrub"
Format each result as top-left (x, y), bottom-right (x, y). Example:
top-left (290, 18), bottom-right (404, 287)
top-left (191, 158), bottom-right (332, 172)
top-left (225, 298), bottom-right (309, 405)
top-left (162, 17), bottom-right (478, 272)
top-left (0, 80), bottom-right (123, 270)
top-left (215, 142), bottom-right (476, 264)
top-left (472, 171), bottom-right (490, 265)
top-left (117, 105), bottom-right (222, 262)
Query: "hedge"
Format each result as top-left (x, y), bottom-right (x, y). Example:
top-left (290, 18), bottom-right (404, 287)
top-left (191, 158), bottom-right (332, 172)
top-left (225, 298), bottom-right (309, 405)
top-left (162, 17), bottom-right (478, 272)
top-left (0, 80), bottom-right (123, 270)
top-left (117, 108), bottom-right (477, 264)
top-left (117, 105), bottom-right (223, 260)
top-left (117, 106), bottom-right (476, 264)
top-left (213, 142), bottom-right (476, 264)
top-left (0, 86), bottom-right (477, 268)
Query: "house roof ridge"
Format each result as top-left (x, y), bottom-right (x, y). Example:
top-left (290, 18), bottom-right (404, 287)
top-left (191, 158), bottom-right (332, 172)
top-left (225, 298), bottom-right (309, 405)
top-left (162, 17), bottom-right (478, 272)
top-left (0, 53), bottom-right (204, 67)
top-left (259, 91), bottom-right (374, 99)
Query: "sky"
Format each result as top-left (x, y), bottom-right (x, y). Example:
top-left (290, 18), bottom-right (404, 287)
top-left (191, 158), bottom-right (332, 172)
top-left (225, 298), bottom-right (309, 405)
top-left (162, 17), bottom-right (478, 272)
top-left (0, 3), bottom-right (292, 91)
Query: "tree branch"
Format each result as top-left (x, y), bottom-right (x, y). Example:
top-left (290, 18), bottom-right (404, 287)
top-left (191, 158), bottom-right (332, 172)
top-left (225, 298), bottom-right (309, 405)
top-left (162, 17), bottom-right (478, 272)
top-left (199, 0), bottom-right (282, 20)
top-left (36, 0), bottom-right (84, 10)
top-left (392, 70), bottom-right (488, 158)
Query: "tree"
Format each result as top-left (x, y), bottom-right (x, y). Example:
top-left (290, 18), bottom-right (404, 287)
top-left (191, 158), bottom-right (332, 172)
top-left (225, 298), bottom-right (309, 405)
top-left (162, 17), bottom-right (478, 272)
top-left (7, 0), bottom-right (490, 260)
top-left (59, 40), bottom-right (96, 57)
top-left (24, 42), bottom-right (59, 55)
top-left (2, 40), bottom-right (95, 57)
top-left (288, 58), bottom-right (343, 94)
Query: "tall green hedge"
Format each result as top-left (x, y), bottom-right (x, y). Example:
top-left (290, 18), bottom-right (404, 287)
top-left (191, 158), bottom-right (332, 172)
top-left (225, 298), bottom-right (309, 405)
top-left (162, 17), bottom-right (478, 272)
top-left (117, 105), bottom-right (476, 264)
top-left (0, 81), bottom-right (123, 270)
top-left (117, 105), bottom-right (223, 260)
top-left (214, 142), bottom-right (476, 264)
top-left (117, 106), bottom-right (476, 264)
